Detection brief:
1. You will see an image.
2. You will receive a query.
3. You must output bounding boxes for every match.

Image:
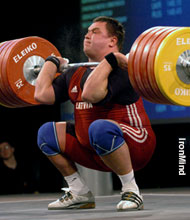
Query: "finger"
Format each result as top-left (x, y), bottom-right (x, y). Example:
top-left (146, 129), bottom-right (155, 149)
top-left (59, 58), bottom-right (70, 72)
top-left (63, 58), bottom-right (69, 64)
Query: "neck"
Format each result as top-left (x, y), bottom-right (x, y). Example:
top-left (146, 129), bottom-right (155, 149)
top-left (88, 55), bottom-right (104, 63)
top-left (4, 155), bottom-right (17, 169)
top-left (88, 49), bottom-right (119, 62)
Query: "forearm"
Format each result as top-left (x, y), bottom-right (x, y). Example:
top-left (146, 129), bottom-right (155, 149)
top-left (34, 61), bottom-right (57, 104)
top-left (82, 59), bottom-right (112, 103)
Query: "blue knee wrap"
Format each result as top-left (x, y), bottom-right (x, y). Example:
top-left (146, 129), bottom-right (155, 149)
top-left (37, 122), bottom-right (60, 156)
top-left (88, 119), bottom-right (125, 156)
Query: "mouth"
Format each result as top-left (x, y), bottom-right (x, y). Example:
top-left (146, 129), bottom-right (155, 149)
top-left (84, 40), bottom-right (91, 46)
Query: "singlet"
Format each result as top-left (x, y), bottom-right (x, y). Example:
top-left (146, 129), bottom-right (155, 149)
top-left (52, 66), bottom-right (152, 146)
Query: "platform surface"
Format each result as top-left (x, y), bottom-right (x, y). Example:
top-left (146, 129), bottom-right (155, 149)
top-left (0, 188), bottom-right (190, 220)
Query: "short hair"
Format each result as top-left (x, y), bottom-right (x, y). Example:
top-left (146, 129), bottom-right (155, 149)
top-left (93, 16), bottom-right (125, 51)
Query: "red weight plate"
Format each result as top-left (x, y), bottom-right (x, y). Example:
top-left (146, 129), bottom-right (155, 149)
top-left (141, 27), bottom-right (178, 103)
top-left (4, 37), bottom-right (61, 106)
top-left (128, 27), bottom-right (158, 95)
top-left (0, 40), bottom-right (21, 107)
top-left (0, 41), bottom-right (14, 107)
top-left (147, 27), bottom-right (181, 104)
top-left (1, 39), bottom-right (35, 107)
top-left (0, 40), bottom-right (26, 107)
top-left (128, 27), bottom-right (160, 97)
top-left (133, 27), bottom-right (162, 103)
top-left (0, 40), bottom-right (28, 107)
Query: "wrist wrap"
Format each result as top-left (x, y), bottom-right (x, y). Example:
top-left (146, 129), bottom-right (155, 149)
top-left (45, 56), bottom-right (60, 70)
top-left (105, 52), bottom-right (118, 70)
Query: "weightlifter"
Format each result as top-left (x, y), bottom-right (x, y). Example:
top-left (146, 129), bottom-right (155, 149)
top-left (34, 16), bottom-right (156, 211)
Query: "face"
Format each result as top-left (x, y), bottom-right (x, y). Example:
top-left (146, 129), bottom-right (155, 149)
top-left (0, 142), bottom-right (14, 160)
top-left (83, 21), bottom-right (117, 61)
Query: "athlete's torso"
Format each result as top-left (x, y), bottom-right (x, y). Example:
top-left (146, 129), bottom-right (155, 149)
top-left (65, 67), bottom-right (152, 146)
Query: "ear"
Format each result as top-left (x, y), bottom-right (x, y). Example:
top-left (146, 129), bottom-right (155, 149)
top-left (108, 36), bottom-right (118, 48)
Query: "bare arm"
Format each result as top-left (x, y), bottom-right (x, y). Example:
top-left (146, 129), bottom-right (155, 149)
top-left (81, 52), bottom-right (128, 103)
top-left (34, 57), bottom-right (68, 105)
top-left (34, 61), bottom-right (57, 105)
top-left (81, 59), bottom-right (112, 103)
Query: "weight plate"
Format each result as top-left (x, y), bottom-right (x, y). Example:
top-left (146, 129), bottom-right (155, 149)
top-left (154, 27), bottom-right (190, 106)
top-left (147, 27), bottom-right (180, 104)
top-left (142, 27), bottom-right (179, 103)
top-left (0, 40), bottom-right (22, 107)
top-left (128, 27), bottom-right (159, 96)
top-left (1, 39), bottom-right (34, 107)
top-left (4, 37), bottom-right (61, 105)
top-left (0, 39), bottom-right (28, 107)
top-left (0, 41), bottom-right (13, 107)
top-left (133, 26), bottom-right (162, 102)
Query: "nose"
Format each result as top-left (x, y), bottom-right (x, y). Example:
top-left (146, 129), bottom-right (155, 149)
top-left (85, 31), bottom-right (91, 39)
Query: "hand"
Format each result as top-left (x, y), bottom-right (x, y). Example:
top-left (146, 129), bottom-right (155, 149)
top-left (56, 56), bottom-right (69, 72)
top-left (114, 52), bottom-right (128, 70)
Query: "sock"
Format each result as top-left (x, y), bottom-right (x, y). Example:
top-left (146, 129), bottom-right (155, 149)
top-left (64, 172), bottom-right (90, 195)
top-left (118, 170), bottom-right (139, 194)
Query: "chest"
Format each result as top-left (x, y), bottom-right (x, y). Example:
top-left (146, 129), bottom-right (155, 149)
top-left (68, 67), bottom-right (90, 103)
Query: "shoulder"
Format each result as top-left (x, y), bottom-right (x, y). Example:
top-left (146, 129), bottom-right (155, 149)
top-left (61, 66), bottom-right (79, 80)
top-left (108, 67), bottom-right (130, 87)
top-left (111, 67), bottom-right (128, 77)
top-left (107, 67), bottom-right (139, 105)
top-left (53, 66), bottom-right (79, 85)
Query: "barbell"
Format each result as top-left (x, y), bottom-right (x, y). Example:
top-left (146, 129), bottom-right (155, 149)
top-left (0, 26), bottom-right (190, 108)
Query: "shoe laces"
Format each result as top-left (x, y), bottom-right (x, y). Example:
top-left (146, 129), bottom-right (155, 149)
top-left (59, 188), bottom-right (73, 202)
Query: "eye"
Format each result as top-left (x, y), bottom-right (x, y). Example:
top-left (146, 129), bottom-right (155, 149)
top-left (92, 30), bottom-right (98, 33)
top-left (85, 28), bottom-right (100, 36)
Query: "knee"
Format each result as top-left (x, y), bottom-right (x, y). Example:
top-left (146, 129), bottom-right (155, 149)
top-left (88, 119), bottom-right (125, 156)
top-left (37, 122), bottom-right (60, 156)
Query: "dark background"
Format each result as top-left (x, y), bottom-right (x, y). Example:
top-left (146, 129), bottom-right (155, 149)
top-left (0, 2), bottom-right (81, 193)
top-left (0, 1), bottom-right (189, 193)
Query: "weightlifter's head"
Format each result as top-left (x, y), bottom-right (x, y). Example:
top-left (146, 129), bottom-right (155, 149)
top-left (83, 16), bottom-right (125, 62)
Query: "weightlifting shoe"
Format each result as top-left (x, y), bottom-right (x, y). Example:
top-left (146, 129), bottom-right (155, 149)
top-left (117, 181), bottom-right (143, 211)
top-left (48, 188), bottom-right (95, 210)
top-left (117, 191), bottom-right (144, 211)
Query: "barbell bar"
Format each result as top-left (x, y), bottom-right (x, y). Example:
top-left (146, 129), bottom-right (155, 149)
top-left (66, 62), bottom-right (99, 68)
top-left (0, 26), bottom-right (190, 108)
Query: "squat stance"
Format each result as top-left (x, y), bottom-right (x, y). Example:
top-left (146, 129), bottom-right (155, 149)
top-left (35, 16), bottom-right (156, 211)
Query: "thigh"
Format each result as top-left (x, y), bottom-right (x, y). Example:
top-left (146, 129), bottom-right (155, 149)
top-left (57, 121), bottom-right (111, 172)
top-left (55, 121), bottom-right (67, 152)
top-left (96, 119), bottom-right (156, 171)
top-left (119, 122), bottom-right (156, 171)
